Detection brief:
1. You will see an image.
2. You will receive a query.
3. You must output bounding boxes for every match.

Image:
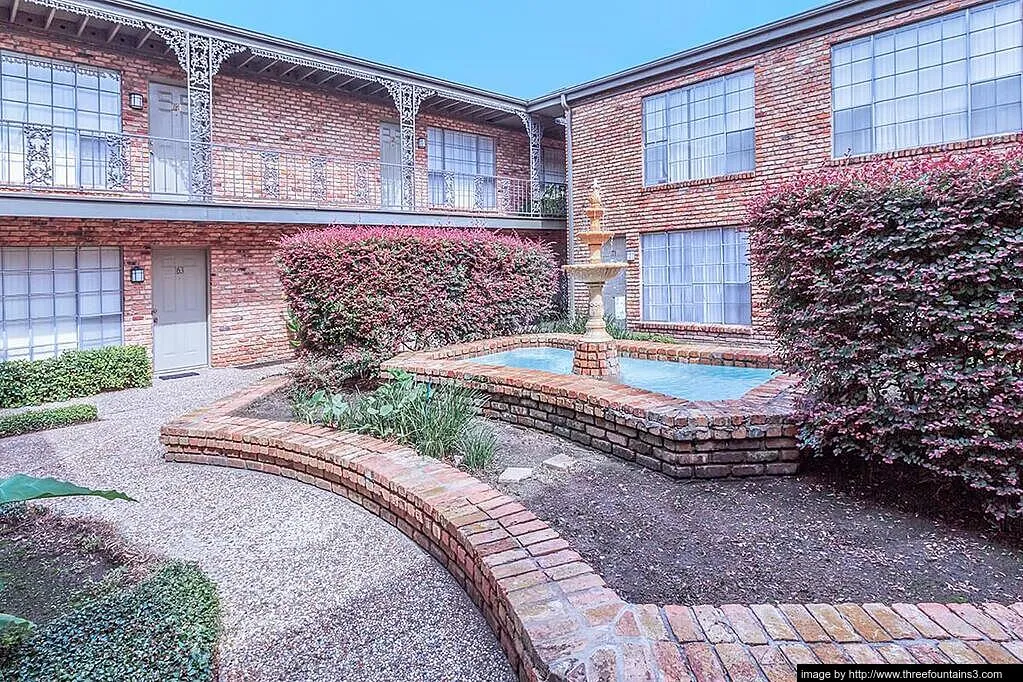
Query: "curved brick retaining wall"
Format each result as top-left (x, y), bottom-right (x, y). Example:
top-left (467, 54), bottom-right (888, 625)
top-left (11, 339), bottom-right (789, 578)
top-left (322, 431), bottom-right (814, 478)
top-left (160, 377), bottom-right (1023, 681)
top-left (383, 334), bottom-right (803, 479)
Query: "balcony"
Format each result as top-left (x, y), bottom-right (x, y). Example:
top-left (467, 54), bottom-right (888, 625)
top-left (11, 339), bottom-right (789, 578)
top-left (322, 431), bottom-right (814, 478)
top-left (0, 122), bottom-right (567, 220)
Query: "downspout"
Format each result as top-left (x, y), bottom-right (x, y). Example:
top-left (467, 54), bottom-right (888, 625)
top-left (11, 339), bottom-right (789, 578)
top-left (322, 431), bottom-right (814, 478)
top-left (561, 93), bottom-right (575, 322)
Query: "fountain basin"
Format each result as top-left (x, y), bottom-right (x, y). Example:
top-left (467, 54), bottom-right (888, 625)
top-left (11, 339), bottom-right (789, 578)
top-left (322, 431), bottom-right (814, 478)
top-left (562, 262), bottom-right (628, 284)
top-left (472, 346), bottom-right (776, 401)
top-left (382, 334), bottom-right (803, 479)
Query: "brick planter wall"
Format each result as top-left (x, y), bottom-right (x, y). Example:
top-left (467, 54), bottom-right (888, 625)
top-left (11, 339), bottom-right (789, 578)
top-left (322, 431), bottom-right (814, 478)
top-left (161, 377), bottom-right (1023, 681)
top-left (383, 334), bottom-right (802, 479)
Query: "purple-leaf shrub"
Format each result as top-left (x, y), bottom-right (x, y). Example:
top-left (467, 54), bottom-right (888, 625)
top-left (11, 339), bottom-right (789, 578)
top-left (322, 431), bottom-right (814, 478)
top-left (277, 226), bottom-right (559, 367)
top-left (748, 151), bottom-right (1023, 520)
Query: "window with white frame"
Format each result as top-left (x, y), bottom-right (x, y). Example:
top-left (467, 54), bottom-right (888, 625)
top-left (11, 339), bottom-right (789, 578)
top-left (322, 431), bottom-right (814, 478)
top-left (640, 227), bottom-right (751, 325)
top-left (1, 247), bottom-right (123, 361)
top-left (642, 71), bottom-right (755, 186)
top-left (427, 127), bottom-right (496, 209)
top-left (541, 147), bottom-right (566, 185)
top-left (0, 51), bottom-right (121, 188)
top-left (832, 0), bottom-right (1022, 156)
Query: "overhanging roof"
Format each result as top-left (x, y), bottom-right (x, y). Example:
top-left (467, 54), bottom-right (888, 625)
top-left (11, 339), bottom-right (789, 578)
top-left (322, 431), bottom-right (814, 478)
top-left (1, 0), bottom-right (544, 129)
top-left (527, 0), bottom-right (937, 113)
top-left (0, 0), bottom-right (951, 124)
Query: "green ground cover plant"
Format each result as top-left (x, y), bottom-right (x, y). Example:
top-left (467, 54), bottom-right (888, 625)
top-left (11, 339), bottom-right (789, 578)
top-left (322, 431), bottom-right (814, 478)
top-left (0, 405), bottom-right (98, 438)
top-left (0, 482), bottom-right (218, 681)
top-left (1, 561), bottom-right (219, 682)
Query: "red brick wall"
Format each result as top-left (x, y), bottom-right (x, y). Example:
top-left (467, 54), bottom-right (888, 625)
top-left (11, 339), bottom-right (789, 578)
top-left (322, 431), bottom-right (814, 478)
top-left (0, 219), bottom-right (565, 367)
top-left (0, 217), bottom-right (301, 366)
top-left (569, 0), bottom-right (1023, 346)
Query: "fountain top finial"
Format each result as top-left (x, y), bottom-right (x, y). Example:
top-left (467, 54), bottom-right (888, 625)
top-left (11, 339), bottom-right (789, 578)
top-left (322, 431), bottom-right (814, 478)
top-left (588, 179), bottom-right (603, 211)
top-left (586, 179), bottom-right (605, 229)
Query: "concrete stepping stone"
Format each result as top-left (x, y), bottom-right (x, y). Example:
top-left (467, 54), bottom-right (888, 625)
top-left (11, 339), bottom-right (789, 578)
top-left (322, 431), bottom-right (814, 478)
top-left (498, 467), bottom-right (533, 483)
top-left (543, 454), bottom-right (575, 471)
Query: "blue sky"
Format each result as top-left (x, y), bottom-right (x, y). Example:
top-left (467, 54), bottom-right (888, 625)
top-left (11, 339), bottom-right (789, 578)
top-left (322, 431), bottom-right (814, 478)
top-left (153, 0), bottom-right (831, 99)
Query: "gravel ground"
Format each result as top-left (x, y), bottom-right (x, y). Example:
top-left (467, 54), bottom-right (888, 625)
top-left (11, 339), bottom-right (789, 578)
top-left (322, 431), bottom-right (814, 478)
top-left (484, 422), bottom-right (1023, 606)
top-left (0, 368), bottom-right (513, 682)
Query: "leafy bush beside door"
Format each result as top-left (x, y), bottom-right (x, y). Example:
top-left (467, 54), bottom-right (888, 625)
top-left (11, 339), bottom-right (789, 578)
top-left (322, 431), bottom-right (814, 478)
top-left (748, 150), bottom-right (1023, 521)
top-left (0, 346), bottom-right (152, 409)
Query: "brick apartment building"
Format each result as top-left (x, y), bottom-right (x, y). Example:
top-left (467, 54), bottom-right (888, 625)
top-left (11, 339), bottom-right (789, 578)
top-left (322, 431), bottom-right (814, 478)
top-left (0, 0), bottom-right (1020, 370)
top-left (0, 0), bottom-right (568, 371)
top-left (531, 0), bottom-right (1023, 346)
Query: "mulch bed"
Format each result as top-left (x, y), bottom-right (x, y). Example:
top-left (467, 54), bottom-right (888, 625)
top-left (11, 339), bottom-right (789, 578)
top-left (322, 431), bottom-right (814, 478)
top-left (235, 388), bottom-right (295, 422)
top-left (233, 387), bottom-right (1023, 606)
top-left (0, 508), bottom-right (151, 625)
top-left (482, 422), bottom-right (1023, 606)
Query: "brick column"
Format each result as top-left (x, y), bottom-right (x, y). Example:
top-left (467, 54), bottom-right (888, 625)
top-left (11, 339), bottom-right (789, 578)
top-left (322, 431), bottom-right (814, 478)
top-left (571, 340), bottom-right (620, 376)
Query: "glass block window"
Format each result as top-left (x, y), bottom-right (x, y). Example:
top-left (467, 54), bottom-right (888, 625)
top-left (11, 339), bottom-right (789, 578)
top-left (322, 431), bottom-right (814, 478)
top-left (0, 51), bottom-right (121, 188)
top-left (427, 127), bottom-right (496, 209)
top-left (1, 246), bottom-right (123, 361)
top-left (640, 227), bottom-right (751, 325)
top-left (832, 0), bottom-right (1023, 156)
top-left (642, 70), bottom-right (755, 186)
top-left (541, 147), bottom-right (566, 185)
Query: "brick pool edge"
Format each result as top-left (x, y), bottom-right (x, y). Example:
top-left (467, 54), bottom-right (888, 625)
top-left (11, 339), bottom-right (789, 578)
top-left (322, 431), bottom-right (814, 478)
top-left (383, 334), bottom-right (803, 478)
top-left (160, 377), bottom-right (1023, 681)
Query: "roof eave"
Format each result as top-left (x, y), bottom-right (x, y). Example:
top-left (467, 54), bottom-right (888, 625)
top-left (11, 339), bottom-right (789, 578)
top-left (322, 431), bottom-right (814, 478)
top-left (525, 0), bottom-right (934, 108)
top-left (32, 0), bottom-right (529, 111)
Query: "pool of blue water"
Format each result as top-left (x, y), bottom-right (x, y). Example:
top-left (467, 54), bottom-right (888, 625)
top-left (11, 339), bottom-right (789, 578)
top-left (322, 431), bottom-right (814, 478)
top-left (471, 347), bottom-right (776, 401)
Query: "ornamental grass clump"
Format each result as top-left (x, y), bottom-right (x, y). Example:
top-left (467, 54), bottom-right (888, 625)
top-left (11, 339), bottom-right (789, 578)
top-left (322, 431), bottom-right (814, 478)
top-left (276, 227), bottom-right (559, 388)
top-left (295, 370), bottom-right (495, 468)
top-left (747, 150), bottom-right (1023, 521)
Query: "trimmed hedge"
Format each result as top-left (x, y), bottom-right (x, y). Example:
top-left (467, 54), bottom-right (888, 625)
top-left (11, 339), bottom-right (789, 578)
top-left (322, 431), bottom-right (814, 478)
top-left (278, 227), bottom-right (559, 380)
top-left (0, 346), bottom-right (152, 409)
top-left (748, 151), bottom-right (1023, 520)
top-left (2, 561), bottom-right (219, 682)
top-left (0, 405), bottom-right (98, 438)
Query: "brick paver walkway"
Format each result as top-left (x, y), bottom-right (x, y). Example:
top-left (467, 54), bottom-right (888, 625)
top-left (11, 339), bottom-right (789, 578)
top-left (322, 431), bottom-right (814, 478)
top-left (162, 377), bottom-right (1023, 681)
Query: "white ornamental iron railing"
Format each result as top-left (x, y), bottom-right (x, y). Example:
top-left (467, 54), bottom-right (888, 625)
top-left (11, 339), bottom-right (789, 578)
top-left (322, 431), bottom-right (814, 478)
top-left (0, 121), bottom-right (567, 218)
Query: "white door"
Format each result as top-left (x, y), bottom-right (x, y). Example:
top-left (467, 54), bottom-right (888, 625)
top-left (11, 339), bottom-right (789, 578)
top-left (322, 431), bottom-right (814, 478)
top-left (149, 83), bottom-right (190, 197)
top-left (380, 123), bottom-right (401, 208)
top-left (152, 248), bottom-right (208, 372)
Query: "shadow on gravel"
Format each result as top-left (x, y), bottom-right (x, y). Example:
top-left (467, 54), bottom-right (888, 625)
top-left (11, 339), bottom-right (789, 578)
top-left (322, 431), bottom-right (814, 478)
top-left (222, 566), bottom-right (516, 682)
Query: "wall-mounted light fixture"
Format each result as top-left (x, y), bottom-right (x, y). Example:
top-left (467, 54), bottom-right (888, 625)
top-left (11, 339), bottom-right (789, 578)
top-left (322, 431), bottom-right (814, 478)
top-left (417, 137), bottom-right (427, 149)
top-left (130, 265), bottom-right (145, 284)
top-left (128, 93), bottom-right (145, 110)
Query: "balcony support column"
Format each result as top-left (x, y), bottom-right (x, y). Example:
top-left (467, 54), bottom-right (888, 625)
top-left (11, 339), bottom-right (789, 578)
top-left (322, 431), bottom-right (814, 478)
top-left (380, 80), bottom-right (435, 210)
top-left (518, 113), bottom-right (543, 215)
top-left (149, 26), bottom-right (243, 197)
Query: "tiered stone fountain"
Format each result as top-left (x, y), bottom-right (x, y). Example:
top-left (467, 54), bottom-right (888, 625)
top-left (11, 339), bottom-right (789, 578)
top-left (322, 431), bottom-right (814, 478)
top-left (563, 181), bottom-right (627, 377)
